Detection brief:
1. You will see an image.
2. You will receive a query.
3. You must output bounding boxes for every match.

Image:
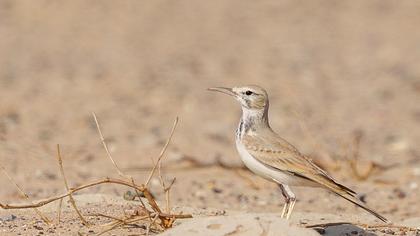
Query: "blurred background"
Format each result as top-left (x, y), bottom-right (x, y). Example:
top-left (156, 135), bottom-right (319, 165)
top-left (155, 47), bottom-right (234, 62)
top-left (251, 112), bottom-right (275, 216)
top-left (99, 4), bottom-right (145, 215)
top-left (0, 0), bottom-right (419, 221)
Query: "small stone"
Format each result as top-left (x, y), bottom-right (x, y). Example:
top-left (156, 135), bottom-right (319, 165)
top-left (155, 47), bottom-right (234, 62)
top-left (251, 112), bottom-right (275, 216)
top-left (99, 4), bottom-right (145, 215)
top-left (314, 228), bottom-right (325, 234)
top-left (413, 168), bottom-right (420, 176)
top-left (123, 191), bottom-right (136, 200)
top-left (150, 178), bottom-right (160, 188)
top-left (257, 200), bottom-right (267, 206)
top-left (409, 182), bottom-right (418, 190)
top-left (388, 138), bottom-right (409, 152)
top-left (393, 188), bottom-right (406, 199)
top-left (194, 190), bottom-right (206, 198)
top-left (0, 215), bottom-right (17, 222)
top-left (384, 229), bottom-right (395, 234)
top-left (358, 194), bottom-right (367, 203)
top-left (34, 170), bottom-right (56, 180)
top-left (212, 187), bottom-right (223, 194)
top-left (207, 223), bottom-right (221, 229)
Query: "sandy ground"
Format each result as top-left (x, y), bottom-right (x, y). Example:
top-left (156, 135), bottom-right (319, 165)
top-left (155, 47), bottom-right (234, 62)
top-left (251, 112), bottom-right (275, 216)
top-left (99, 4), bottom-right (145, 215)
top-left (0, 0), bottom-right (420, 235)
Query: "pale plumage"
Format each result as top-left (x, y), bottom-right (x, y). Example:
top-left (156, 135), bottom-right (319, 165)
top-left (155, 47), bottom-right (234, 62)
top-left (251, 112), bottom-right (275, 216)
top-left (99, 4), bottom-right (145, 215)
top-left (208, 85), bottom-right (387, 222)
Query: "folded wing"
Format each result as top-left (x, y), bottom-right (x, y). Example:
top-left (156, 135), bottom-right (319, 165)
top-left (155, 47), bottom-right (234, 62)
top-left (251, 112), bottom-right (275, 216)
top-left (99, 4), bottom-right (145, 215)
top-left (241, 133), bottom-right (387, 222)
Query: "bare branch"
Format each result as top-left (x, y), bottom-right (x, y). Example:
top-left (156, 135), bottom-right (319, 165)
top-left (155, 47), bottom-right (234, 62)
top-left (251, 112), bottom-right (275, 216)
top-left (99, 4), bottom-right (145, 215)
top-left (92, 112), bottom-right (153, 219)
top-left (0, 178), bottom-right (145, 209)
top-left (0, 115), bottom-right (190, 235)
top-left (56, 144), bottom-right (90, 225)
top-left (146, 214), bottom-right (160, 236)
top-left (0, 165), bottom-right (51, 224)
top-left (145, 117), bottom-right (179, 186)
top-left (57, 198), bottom-right (63, 223)
top-left (92, 112), bottom-right (130, 179)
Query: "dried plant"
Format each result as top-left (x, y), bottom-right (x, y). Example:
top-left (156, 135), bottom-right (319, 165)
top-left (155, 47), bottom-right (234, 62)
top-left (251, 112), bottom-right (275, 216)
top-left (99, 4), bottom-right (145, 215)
top-left (0, 114), bottom-right (192, 235)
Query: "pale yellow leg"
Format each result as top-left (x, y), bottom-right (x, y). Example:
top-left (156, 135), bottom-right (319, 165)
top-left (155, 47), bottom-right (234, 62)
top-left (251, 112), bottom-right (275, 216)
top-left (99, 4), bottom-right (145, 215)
top-left (286, 198), bottom-right (296, 219)
top-left (279, 184), bottom-right (296, 220)
top-left (280, 201), bottom-right (289, 218)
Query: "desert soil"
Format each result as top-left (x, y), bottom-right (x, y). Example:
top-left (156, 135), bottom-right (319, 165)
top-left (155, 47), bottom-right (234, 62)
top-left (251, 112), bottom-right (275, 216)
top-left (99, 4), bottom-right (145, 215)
top-left (0, 0), bottom-right (419, 235)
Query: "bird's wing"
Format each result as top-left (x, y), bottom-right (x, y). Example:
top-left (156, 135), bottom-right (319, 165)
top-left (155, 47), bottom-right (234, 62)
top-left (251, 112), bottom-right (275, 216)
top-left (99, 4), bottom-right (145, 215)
top-left (241, 133), bottom-right (354, 195)
top-left (242, 132), bottom-right (388, 222)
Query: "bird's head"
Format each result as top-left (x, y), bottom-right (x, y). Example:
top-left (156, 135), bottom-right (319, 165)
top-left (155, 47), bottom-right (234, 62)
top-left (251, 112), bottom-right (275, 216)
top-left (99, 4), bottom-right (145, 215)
top-left (208, 85), bottom-right (269, 111)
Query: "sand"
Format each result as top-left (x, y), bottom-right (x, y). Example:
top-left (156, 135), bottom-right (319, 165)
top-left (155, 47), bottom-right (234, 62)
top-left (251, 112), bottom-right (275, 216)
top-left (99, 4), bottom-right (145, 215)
top-left (0, 0), bottom-right (419, 235)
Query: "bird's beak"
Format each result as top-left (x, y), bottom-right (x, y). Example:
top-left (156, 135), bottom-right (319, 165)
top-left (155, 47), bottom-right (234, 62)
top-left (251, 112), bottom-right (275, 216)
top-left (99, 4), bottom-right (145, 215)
top-left (207, 87), bottom-right (236, 97)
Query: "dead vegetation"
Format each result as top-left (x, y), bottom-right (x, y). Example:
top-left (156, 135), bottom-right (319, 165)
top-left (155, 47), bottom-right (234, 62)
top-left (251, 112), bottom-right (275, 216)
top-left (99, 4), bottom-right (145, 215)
top-left (0, 113), bottom-right (192, 235)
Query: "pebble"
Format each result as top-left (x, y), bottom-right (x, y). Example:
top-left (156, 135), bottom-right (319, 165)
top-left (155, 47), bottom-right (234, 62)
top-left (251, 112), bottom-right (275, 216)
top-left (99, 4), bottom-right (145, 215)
top-left (194, 190), bottom-right (206, 198)
top-left (412, 168), bottom-right (420, 176)
top-left (123, 190), bottom-right (136, 200)
top-left (257, 200), bottom-right (267, 206)
top-left (358, 194), bottom-right (367, 203)
top-left (313, 228), bottom-right (325, 234)
top-left (393, 188), bottom-right (406, 199)
top-left (409, 182), bottom-right (418, 190)
top-left (150, 178), bottom-right (160, 188)
top-left (33, 225), bottom-right (43, 230)
top-left (384, 229), bottom-right (395, 235)
top-left (387, 137), bottom-right (409, 152)
top-left (212, 187), bottom-right (223, 194)
top-left (0, 215), bottom-right (17, 222)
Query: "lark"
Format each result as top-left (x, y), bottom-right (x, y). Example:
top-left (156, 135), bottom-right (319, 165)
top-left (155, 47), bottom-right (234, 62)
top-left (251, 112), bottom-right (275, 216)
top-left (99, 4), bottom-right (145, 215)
top-left (208, 85), bottom-right (387, 222)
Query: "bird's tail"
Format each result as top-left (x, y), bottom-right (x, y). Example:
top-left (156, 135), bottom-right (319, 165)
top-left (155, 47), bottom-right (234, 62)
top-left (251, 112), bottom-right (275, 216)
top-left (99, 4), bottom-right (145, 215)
top-left (334, 190), bottom-right (388, 223)
top-left (309, 172), bottom-right (388, 223)
top-left (322, 179), bottom-right (388, 223)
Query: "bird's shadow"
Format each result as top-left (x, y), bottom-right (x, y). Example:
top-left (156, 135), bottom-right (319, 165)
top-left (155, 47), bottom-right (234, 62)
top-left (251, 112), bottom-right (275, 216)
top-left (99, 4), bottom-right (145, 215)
top-left (309, 223), bottom-right (377, 236)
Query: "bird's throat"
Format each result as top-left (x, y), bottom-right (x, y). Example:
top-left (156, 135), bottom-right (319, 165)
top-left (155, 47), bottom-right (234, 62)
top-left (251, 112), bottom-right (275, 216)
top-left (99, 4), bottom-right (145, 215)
top-left (236, 108), bottom-right (269, 140)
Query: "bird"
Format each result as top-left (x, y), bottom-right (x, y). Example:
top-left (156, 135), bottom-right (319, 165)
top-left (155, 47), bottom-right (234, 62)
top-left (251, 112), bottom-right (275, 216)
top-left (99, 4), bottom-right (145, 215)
top-left (208, 85), bottom-right (387, 222)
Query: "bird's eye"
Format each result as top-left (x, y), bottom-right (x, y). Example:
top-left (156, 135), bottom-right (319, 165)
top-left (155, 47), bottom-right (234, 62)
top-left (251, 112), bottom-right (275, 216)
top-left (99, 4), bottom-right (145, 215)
top-left (245, 90), bottom-right (253, 96)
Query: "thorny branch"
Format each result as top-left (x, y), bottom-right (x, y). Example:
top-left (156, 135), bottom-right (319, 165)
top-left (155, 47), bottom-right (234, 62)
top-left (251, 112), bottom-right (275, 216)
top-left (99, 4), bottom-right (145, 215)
top-left (56, 144), bottom-right (90, 226)
top-left (0, 115), bottom-right (191, 235)
top-left (92, 112), bottom-right (129, 179)
top-left (0, 178), bottom-right (146, 209)
top-left (0, 165), bottom-right (52, 224)
top-left (145, 117), bottom-right (179, 187)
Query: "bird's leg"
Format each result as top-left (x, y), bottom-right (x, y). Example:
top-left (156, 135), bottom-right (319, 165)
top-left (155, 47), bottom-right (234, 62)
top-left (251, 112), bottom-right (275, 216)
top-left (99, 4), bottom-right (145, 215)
top-left (279, 184), bottom-right (296, 219)
top-left (279, 184), bottom-right (290, 218)
top-left (280, 201), bottom-right (289, 218)
top-left (286, 196), bottom-right (296, 219)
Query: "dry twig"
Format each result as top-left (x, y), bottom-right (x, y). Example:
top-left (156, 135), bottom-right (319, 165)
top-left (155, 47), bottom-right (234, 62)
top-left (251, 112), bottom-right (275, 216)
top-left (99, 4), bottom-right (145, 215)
top-left (0, 178), bottom-right (145, 209)
top-left (0, 114), bottom-right (191, 235)
top-left (92, 112), bottom-right (152, 219)
top-left (146, 213), bottom-right (160, 236)
top-left (57, 198), bottom-right (63, 223)
top-left (90, 114), bottom-right (188, 231)
top-left (56, 144), bottom-right (90, 225)
top-left (92, 112), bottom-right (129, 179)
top-left (346, 131), bottom-right (375, 180)
top-left (0, 165), bottom-right (51, 224)
top-left (145, 117), bottom-right (179, 187)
